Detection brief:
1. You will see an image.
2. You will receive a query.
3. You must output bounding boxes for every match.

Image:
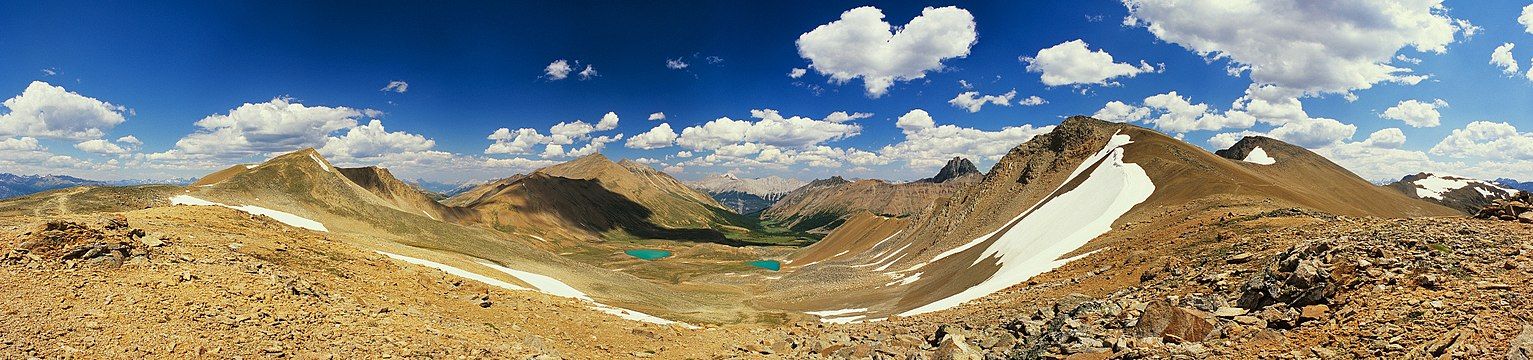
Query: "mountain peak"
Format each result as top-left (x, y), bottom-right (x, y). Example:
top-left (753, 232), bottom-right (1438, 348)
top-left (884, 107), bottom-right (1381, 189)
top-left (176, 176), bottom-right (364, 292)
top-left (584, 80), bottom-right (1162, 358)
top-left (922, 157), bottom-right (979, 183)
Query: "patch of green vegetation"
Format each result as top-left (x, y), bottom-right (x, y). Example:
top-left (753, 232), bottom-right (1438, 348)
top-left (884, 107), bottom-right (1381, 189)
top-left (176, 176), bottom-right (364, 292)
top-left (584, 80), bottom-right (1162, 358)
top-left (1427, 243), bottom-right (1452, 254)
top-left (787, 212), bottom-right (841, 232)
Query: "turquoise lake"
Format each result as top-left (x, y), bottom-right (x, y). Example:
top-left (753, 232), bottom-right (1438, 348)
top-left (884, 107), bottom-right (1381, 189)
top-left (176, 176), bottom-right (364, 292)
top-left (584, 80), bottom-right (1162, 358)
top-left (624, 249), bottom-right (672, 260)
top-left (747, 260), bottom-right (781, 271)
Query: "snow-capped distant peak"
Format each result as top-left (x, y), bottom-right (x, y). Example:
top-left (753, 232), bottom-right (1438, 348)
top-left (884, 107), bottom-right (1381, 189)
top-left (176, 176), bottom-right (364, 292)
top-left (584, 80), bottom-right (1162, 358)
top-left (689, 173), bottom-right (806, 197)
top-left (1408, 173), bottom-right (1519, 200)
top-left (1241, 147), bottom-right (1276, 165)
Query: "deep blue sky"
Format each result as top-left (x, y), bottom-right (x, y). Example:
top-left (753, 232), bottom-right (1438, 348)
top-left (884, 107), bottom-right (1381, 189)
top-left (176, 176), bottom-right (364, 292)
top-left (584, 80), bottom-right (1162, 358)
top-left (1, 1), bottom-right (1529, 183)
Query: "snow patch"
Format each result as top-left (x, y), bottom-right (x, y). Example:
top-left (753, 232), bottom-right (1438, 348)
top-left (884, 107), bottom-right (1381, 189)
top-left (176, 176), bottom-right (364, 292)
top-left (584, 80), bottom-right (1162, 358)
top-left (375, 251), bottom-right (529, 291)
top-left (1411, 174), bottom-right (1518, 200)
top-left (1241, 146), bottom-right (1276, 165)
top-left (478, 261), bottom-right (698, 328)
top-left (804, 308), bottom-right (867, 317)
top-left (309, 153), bottom-right (331, 171)
top-left (821, 315), bottom-right (866, 324)
top-left (900, 133), bottom-right (1154, 317)
top-left (170, 195), bottom-right (328, 232)
top-left (244, 164), bottom-right (258, 169)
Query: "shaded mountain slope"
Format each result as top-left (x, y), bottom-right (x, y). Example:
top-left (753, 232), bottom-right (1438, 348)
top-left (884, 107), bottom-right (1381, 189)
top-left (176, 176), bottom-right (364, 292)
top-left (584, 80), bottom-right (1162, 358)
top-left (337, 166), bottom-right (472, 222)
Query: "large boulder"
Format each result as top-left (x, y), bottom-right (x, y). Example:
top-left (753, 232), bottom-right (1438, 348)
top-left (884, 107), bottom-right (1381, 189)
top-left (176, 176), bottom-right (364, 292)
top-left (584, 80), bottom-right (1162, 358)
top-left (1129, 301), bottom-right (1213, 343)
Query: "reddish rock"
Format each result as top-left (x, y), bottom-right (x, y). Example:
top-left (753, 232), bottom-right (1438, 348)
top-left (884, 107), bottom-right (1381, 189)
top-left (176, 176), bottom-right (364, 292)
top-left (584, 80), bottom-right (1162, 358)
top-left (1130, 301), bottom-right (1214, 342)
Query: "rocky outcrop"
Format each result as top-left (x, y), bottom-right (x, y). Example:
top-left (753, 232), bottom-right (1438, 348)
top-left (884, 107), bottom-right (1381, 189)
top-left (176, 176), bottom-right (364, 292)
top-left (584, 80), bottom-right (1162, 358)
top-left (920, 157), bottom-right (980, 183)
top-left (1473, 192), bottom-right (1533, 222)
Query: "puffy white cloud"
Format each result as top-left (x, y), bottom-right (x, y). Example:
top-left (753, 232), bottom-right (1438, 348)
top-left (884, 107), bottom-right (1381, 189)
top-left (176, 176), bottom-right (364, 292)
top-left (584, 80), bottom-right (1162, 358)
top-left (485, 128), bottom-right (548, 154)
top-left (1092, 101), bottom-right (1151, 123)
top-left (1020, 39), bottom-right (1158, 87)
top-left (881, 109), bottom-right (1054, 169)
top-left (115, 135), bottom-right (141, 147)
top-left (626, 123), bottom-right (678, 150)
top-left (0, 81), bottom-right (128, 140)
top-left (484, 156), bottom-right (558, 170)
top-left (1362, 128), bottom-right (1407, 149)
top-left (0, 137), bottom-right (43, 151)
top-left (676, 109), bottom-right (862, 150)
top-left (1017, 96), bottom-right (1047, 106)
top-left (578, 65), bottom-right (598, 80)
top-left (788, 68), bottom-right (807, 79)
top-left (796, 6), bottom-right (977, 97)
top-left (675, 150), bottom-right (693, 158)
top-left (666, 58), bottom-right (689, 70)
top-left (485, 112), bottom-right (622, 157)
top-left (1266, 117), bottom-right (1356, 148)
top-left (1521, 4), bottom-right (1533, 34)
top-left (171, 97), bottom-right (362, 157)
top-left (596, 111), bottom-right (619, 131)
top-left (823, 111), bottom-right (872, 123)
top-left (544, 60), bottom-right (572, 80)
top-left (648, 112), bottom-right (665, 121)
top-left (948, 90), bottom-right (1018, 113)
top-left (541, 144), bottom-right (565, 158)
top-left (1123, 0), bottom-right (1467, 95)
top-left (74, 139), bottom-right (129, 154)
top-left (564, 134), bottom-right (622, 158)
top-left (319, 119), bottom-right (435, 159)
top-left (894, 109), bottom-right (936, 132)
top-left (1429, 121), bottom-right (1533, 160)
top-left (1492, 43), bottom-right (1519, 76)
top-left (1093, 92), bottom-right (1255, 134)
top-left (380, 80), bottom-right (409, 93)
top-left (1380, 99), bottom-right (1447, 128)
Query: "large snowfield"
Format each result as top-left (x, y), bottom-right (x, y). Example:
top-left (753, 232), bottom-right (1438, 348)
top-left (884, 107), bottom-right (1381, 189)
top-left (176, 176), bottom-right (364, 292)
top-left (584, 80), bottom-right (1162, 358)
top-left (899, 133), bottom-right (1156, 317)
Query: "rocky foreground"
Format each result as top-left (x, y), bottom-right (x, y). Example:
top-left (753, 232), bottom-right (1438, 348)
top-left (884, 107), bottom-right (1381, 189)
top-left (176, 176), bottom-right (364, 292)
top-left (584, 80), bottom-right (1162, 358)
top-left (2, 205), bottom-right (1531, 359)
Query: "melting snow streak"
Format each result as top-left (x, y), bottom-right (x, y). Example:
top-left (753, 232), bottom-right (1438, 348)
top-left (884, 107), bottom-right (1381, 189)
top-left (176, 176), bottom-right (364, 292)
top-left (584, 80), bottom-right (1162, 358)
top-left (900, 133), bottom-right (1155, 316)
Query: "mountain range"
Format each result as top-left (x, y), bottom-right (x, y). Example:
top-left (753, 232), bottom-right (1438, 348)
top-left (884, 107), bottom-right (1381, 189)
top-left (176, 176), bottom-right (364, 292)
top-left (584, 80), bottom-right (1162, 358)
top-left (686, 173), bottom-right (805, 214)
top-left (3, 115), bottom-right (1523, 359)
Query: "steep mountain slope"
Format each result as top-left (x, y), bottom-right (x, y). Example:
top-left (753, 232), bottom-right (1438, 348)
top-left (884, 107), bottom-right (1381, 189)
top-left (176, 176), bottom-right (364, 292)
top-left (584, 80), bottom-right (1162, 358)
top-left (337, 166), bottom-right (471, 222)
top-left (1386, 173), bottom-right (1523, 214)
top-left (763, 116), bottom-right (1457, 320)
top-left (761, 157), bottom-right (981, 233)
top-left (688, 174), bottom-right (805, 214)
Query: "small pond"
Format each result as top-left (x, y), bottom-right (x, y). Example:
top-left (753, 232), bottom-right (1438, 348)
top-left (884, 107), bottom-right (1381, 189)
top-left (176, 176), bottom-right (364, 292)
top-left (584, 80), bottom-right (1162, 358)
top-left (624, 249), bottom-right (673, 260)
top-left (747, 260), bottom-right (781, 271)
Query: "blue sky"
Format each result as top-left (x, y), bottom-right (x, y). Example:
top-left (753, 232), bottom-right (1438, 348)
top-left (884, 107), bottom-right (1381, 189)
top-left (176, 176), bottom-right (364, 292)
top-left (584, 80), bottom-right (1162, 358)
top-left (1, 1), bottom-right (1531, 183)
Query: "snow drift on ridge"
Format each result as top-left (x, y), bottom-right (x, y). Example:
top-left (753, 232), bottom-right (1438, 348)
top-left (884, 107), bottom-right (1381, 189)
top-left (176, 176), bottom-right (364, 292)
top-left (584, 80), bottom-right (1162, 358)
top-left (900, 133), bottom-right (1154, 316)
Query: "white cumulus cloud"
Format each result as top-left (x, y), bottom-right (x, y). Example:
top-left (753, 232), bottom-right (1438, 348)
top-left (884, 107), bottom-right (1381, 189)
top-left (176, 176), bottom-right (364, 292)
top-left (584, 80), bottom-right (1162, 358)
top-left (796, 6), bottom-right (977, 98)
top-left (0, 81), bottom-right (128, 140)
top-left (948, 90), bottom-right (1017, 113)
top-left (380, 80), bottom-right (409, 93)
top-left (1020, 39), bottom-right (1158, 87)
top-left (1380, 99), bottom-right (1448, 128)
top-left (319, 119), bottom-right (436, 159)
top-left (626, 123), bottom-right (678, 150)
top-left (1492, 43), bottom-right (1520, 76)
top-left (1123, 0), bottom-right (1467, 95)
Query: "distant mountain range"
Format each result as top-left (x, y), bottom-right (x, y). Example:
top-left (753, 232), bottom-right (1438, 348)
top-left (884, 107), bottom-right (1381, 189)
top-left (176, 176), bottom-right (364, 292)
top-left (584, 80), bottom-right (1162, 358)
top-left (0, 173), bottom-right (192, 199)
top-left (687, 174), bottom-right (806, 214)
top-left (1495, 178), bottom-right (1533, 192)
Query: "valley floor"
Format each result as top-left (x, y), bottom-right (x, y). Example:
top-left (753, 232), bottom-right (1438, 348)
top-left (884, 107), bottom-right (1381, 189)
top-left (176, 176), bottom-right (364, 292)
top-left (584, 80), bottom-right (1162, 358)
top-left (2, 205), bottom-right (1532, 358)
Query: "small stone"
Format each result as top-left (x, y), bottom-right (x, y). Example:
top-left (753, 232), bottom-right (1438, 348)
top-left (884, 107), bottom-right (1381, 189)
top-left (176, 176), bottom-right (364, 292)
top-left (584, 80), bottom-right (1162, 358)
top-left (1226, 252), bottom-right (1255, 264)
top-left (934, 333), bottom-right (982, 360)
top-left (1299, 304), bottom-right (1329, 322)
top-left (1213, 307), bottom-right (1246, 317)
